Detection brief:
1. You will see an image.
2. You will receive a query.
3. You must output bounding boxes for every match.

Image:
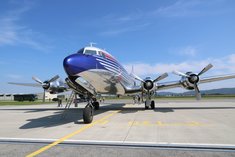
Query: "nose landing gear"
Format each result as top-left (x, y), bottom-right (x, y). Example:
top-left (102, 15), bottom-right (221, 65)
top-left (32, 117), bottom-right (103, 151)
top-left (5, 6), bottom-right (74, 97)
top-left (83, 98), bottom-right (100, 124)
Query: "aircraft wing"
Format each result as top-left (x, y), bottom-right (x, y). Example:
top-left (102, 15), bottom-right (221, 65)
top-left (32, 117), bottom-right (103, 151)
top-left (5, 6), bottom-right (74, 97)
top-left (8, 82), bottom-right (42, 87)
top-left (157, 73), bottom-right (235, 91)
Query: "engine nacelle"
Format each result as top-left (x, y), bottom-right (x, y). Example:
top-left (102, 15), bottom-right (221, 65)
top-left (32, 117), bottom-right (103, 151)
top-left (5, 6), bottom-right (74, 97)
top-left (46, 81), bottom-right (66, 94)
top-left (143, 80), bottom-right (154, 90)
top-left (143, 77), bottom-right (155, 91)
top-left (180, 72), bottom-right (200, 90)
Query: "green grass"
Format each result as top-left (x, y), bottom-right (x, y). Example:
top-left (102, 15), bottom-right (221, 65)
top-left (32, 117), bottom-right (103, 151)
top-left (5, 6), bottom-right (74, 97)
top-left (0, 100), bottom-right (56, 106)
top-left (1, 95), bottom-right (234, 106)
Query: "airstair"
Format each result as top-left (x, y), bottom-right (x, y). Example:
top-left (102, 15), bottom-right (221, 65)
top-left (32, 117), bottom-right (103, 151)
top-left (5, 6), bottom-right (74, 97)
top-left (61, 91), bottom-right (75, 119)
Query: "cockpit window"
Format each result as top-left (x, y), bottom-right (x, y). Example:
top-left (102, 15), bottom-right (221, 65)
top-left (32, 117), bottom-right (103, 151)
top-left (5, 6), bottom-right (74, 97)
top-left (84, 50), bottom-right (97, 55)
top-left (77, 48), bottom-right (84, 54)
top-left (98, 51), bottom-right (106, 58)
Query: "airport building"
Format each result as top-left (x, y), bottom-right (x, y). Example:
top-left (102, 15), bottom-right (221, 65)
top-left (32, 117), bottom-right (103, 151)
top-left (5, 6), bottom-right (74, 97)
top-left (0, 94), bottom-right (14, 101)
top-left (0, 92), bottom-right (58, 101)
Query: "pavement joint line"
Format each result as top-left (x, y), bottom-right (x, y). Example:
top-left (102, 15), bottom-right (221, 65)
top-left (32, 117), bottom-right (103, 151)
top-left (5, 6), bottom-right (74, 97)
top-left (25, 110), bottom-right (120, 157)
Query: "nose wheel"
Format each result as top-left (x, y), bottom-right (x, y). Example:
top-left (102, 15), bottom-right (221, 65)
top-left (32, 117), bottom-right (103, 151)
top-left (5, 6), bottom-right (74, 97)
top-left (83, 104), bottom-right (93, 124)
top-left (83, 101), bottom-right (100, 124)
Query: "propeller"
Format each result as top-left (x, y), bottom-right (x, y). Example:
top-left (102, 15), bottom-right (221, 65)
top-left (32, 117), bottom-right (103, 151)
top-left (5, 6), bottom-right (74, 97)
top-left (32, 75), bottom-right (60, 102)
top-left (131, 73), bottom-right (168, 91)
top-left (173, 63), bottom-right (213, 100)
top-left (153, 72), bottom-right (168, 83)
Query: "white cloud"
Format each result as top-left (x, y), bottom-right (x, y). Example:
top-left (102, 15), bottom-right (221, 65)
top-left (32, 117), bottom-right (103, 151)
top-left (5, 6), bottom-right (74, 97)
top-left (124, 53), bottom-right (235, 77)
top-left (152, 0), bottom-right (230, 18)
top-left (123, 54), bottom-right (235, 91)
top-left (0, 1), bottom-right (52, 52)
top-left (153, 0), bottom-right (203, 17)
top-left (100, 23), bottom-right (150, 36)
top-left (228, 54), bottom-right (235, 64)
top-left (97, 0), bottom-right (231, 36)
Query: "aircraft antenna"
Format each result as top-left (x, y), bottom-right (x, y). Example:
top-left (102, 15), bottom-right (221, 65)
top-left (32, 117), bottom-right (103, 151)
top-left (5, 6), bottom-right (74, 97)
top-left (89, 42), bottom-right (97, 47)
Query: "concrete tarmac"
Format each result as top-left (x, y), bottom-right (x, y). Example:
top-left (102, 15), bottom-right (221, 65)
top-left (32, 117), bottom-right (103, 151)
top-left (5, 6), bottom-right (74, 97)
top-left (0, 99), bottom-right (235, 156)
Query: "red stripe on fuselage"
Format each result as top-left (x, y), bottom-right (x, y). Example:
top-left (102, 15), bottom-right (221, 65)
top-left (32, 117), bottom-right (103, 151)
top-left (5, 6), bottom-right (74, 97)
top-left (103, 52), bottom-right (116, 62)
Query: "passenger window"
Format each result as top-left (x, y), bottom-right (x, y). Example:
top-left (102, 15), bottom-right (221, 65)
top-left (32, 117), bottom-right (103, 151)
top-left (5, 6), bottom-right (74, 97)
top-left (84, 50), bottom-right (97, 55)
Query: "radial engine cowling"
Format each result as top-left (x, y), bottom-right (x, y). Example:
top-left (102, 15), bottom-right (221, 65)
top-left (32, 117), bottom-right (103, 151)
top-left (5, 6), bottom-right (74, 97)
top-left (143, 79), bottom-right (154, 91)
top-left (173, 63), bottom-right (213, 100)
top-left (180, 72), bottom-right (200, 90)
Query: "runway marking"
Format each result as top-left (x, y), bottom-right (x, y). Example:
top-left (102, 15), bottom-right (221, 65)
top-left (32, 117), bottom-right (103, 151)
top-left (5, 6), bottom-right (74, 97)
top-left (128, 121), bottom-right (204, 127)
top-left (98, 120), bottom-right (109, 125)
top-left (26, 110), bottom-right (120, 157)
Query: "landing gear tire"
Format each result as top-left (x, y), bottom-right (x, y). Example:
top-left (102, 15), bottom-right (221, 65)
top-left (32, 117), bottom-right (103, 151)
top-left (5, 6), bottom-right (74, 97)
top-left (83, 105), bottom-right (93, 124)
top-left (93, 102), bottom-right (100, 110)
top-left (151, 101), bottom-right (155, 109)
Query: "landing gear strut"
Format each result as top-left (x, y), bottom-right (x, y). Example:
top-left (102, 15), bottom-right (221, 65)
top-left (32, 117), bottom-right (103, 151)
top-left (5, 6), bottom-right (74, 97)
top-left (144, 90), bottom-right (155, 110)
top-left (83, 99), bottom-right (100, 124)
top-left (93, 101), bottom-right (100, 110)
top-left (145, 100), bottom-right (155, 109)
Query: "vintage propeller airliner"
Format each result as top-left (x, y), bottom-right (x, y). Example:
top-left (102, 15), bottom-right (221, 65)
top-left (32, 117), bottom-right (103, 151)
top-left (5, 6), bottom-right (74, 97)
top-left (9, 44), bottom-right (235, 124)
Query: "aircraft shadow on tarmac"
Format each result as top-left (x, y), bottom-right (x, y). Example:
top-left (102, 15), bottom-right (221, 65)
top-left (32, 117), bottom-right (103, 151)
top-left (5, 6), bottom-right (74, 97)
top-left (18, 103), bottom-right (235, 129)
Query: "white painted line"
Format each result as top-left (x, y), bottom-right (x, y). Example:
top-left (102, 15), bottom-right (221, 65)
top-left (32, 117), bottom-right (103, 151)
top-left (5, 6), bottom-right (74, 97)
top-left (1, 137), bottom-right (235, 149)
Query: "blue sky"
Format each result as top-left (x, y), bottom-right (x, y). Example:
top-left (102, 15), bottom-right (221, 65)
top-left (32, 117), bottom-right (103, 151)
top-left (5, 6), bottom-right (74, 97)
top-left (1, 0), bottom-right (235, 93)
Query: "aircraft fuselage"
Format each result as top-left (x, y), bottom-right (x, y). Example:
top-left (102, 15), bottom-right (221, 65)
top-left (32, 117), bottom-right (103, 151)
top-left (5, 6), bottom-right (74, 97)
top-left (63, 47), bottom-right (137, 95)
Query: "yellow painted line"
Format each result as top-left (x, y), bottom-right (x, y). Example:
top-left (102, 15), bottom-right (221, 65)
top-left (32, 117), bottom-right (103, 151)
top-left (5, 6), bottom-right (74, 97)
top-left (26, 110), bottom-right (120, 157)
top-left (128, 121), bottom-right (205, 127)
top-left (143, 121), bottom-right (151, 126)
top-left (156, 121), bottom-right (164, 126)
top-left (99, 120), bottom-right (109, 125)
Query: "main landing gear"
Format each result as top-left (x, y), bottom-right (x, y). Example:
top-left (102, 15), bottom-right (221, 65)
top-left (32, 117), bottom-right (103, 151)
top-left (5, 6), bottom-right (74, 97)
top-left (144, 100), bottom-right (155, 109)
top-left (144, 89), bottom-right (156, 110)
top-left (83, 98), bottom-right (100, 124)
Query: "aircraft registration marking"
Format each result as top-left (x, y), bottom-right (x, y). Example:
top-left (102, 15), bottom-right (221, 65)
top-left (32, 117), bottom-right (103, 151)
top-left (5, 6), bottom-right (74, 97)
top-left (26, 110), bottom-right (120, 157)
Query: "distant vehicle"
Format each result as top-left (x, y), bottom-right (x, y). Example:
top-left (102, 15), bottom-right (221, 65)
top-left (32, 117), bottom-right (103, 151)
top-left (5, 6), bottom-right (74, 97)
top-left (14, 94), bottom-right (37, 101)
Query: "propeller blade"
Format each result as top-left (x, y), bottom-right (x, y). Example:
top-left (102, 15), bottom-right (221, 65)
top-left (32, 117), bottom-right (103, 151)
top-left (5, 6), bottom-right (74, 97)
top-left (48, 75), bottom-right (60, 83)
top-left (153, 73), bottom-right (168, 83)
top-left (32, 76), bottom-right (43, 84)
top-left (198, 64), bottom-right (213, 76)
top-left (194, 83), bottom-right (201, 100)
top-left (173, 70), bottom-right (190, 77)
top-left (131, 73), bottom-right (144, 83)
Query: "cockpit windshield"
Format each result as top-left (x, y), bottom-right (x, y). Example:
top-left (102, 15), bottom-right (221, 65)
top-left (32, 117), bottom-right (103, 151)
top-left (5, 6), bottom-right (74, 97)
top-left (77, 48), bottom-right (84, 54)
top-left (84, 49), bottom-right (97, 55)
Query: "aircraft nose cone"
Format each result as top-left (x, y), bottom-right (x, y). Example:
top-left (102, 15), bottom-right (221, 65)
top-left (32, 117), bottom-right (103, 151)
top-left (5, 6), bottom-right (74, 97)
top-left (63, 54), bottom-right (81, 76)
top-left (63, 54), bottom-right (96, 76)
